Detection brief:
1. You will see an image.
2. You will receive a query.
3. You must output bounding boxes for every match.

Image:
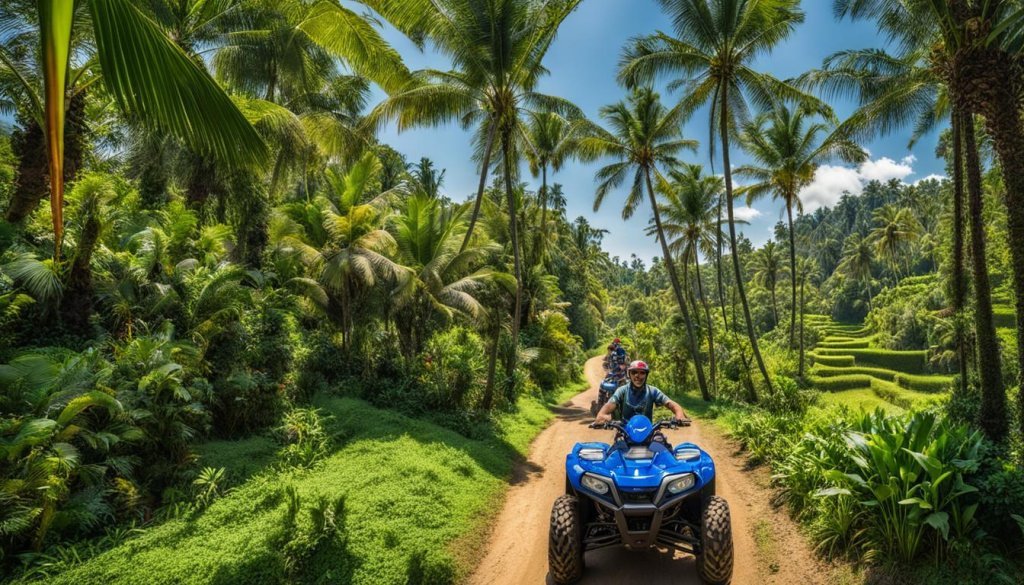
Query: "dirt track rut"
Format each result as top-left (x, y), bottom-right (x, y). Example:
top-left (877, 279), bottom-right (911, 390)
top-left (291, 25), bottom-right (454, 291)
top-left (467, 356), bottom-right (832, 585)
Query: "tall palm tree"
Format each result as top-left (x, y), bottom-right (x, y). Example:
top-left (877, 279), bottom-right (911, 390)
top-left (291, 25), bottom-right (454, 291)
top-left (735, 102), bottom-right (866, 347)
top-left (837, 233), bottom-right (875, 314)
top-left (367, 0), bottom-right (583, 390)
top-left (748, 241), bottom-right (783, 330)
top-left (655, 164), bottom-right (729, 396)
top-left (578, 87), bottom-right (711, 401)
top-left (869, 204), bottom-right (921, 278)
top-left (619, 0), bottom-right (825, 394)
top-left (523, 111), bottom-right (577, 267)
top-left (410, 157), bottom-right (445, 200)
top-left (830, 0), bottom-right (1020, 441)
top-left (0, 0), bottom-right (268, 258)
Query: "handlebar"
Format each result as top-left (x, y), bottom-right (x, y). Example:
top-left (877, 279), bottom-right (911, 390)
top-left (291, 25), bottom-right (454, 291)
top-left (589, 418), bottom-right (691, 430)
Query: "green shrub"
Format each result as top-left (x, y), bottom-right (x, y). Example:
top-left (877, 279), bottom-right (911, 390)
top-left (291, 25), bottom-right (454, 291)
top-left (277, 407), bottom-right (333, 468)
top-left (815, 348), bottom-right (928, 373)
top-left (870, 379), bottom-right (914, 410)
top-left (992, 307), bottom-right (1016, 329)
top-left (809, 374), bottom-right (872, 391)
top-left (420, 327), bottom-right (485, 411)
top-left (811, 365), bottom-right (898, 381)
top-left (809, 353), bottom-right (855, 367)
top-left (894, 373), bottom-right (954, 393)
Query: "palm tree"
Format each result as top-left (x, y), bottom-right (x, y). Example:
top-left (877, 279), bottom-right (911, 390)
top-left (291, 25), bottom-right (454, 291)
top-left (830, 0), bottom-right (1019, 441)
top-left (869, 204), bottom-right (921, 279)
top-left (795, 255), bottom-right (819, 377)
top-left (735, 102), bottom-right (866, 347)
top-left (748, 241), bottom-right (783, 330)
top-left (391, 194), bottom-right (499, 357)
top-left (0, 0), bottom-right (268, 258)
top-left (618, 0), bottom-right (825, 394)
top-left (578, 87), bottom-right (711, 401)
top-left (523, 111), bottom-right (577, 267)
top-left (367, 0), bottom-right (583, 390)
top-left (275, 153), bottom-right (400, 349)
top-left (655, 164), bottom-right (729, 396)
top-left (410, 157), bottom-right (446, 200)
top-left (837, 233), bottom-right (875, 313)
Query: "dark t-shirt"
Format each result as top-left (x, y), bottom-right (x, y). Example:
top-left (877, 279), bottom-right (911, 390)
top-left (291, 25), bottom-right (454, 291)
top-left (609, 384), bottom-right (669, 420)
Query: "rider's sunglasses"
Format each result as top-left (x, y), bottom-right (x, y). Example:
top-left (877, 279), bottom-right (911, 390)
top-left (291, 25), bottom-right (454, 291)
top-left (629, 371), bottom-right (647, 377)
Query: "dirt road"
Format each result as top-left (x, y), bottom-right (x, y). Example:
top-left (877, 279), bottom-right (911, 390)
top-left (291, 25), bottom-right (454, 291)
top-left (467, 356), bottom-right (831, 585)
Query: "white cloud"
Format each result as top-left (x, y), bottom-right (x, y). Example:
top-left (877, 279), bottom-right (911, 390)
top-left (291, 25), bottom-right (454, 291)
top-left (858, 156), bottom-right (915, 183)
top-left (797, 155), bottom-right (939, 214)
top-left (732, 206), bottom-right (762, 222)
top-left (798, 165), bottom-right (863, 214)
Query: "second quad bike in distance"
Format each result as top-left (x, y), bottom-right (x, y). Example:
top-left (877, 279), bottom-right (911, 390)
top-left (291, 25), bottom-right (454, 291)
top-left (590, 374), bottom-right (622, 416)
top-left (549, 415), bottom-right (734, 584)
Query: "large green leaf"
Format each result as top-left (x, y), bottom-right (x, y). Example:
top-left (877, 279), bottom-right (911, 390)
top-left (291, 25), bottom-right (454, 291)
top-left (55, 391), bottom-right (122, 427)
top-left (89, 0), bottom-right (267, 168)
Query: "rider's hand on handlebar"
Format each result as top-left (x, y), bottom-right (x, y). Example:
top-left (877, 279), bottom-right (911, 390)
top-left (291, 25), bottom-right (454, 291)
top-left (672, 418), bottom-right (692, 427)
top-left (592, 412), bottom-right (612, 427)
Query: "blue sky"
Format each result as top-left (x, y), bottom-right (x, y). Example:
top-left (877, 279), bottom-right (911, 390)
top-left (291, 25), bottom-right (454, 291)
top-left (371, 1), bottom-right (948, 265)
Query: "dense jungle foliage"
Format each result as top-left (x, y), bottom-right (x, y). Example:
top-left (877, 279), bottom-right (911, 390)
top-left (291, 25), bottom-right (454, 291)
top-left (1, 0), bottom-right (1023, 583)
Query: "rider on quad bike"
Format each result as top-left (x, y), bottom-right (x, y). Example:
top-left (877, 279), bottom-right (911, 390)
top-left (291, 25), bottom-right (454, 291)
top-left (595, 360), bottom-right (687, 428)
top-left (550, 359), bottom-right (734, 585)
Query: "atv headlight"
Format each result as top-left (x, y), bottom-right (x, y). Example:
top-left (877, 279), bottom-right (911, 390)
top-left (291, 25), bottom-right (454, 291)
top-left (580, 474), bottom-right (610, 495)
top-left (579, 448), bottom-right (605, 461)
top-left (674, 448), bottom-right (701, 462)
top-left (666, 474), bottom-right (696, 495)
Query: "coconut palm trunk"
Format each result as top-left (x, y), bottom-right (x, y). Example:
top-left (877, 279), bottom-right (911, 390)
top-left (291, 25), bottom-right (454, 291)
top-left (462, 119), bottom-right (498, 254)
top-left (951, 110), bottom-right (969, 398)
top-left (798, 270), bottom-right (806, 377)
top-left (502, 133), bottom-right (523, 391)
top-left (962, 109), bottom-right (1007, 442)
top-left (645, 171), bottom-right (710, 401)
top-left (786, 202), bottom-right (797, 348)
top-left (721, 83), bottom-right (770, 397)
top-left (693, 249), bottom-right (717, 395)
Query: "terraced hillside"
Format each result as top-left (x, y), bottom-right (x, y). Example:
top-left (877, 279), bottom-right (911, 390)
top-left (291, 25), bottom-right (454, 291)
top-left (803, 314), bottom-right (954, 412)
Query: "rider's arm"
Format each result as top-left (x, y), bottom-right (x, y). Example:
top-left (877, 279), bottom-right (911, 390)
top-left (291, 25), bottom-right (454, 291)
top-left (664, 399), bottom-right (687, 421)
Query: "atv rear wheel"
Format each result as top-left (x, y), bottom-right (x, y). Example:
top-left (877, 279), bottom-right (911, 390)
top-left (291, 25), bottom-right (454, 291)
top-left (549, 494), bottom-right (584, 584)
top-left (589, 400), bottom-right (598, 416)
top-left (697, 495), bottom-right (733, 585)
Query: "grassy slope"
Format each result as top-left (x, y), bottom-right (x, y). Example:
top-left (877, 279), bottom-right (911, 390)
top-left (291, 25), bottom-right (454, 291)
top-left (33, 381), bottom-right (587, 585)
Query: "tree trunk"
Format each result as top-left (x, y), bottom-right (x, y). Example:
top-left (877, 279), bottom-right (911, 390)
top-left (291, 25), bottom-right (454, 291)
top-left (5, 117), bottom-right (48, 223)
top-left (963, 109), bottom-right (1007, 442)
top-left (502, 133), bottom-right (523, 394)
top-left (694, 250), bottom-right (717, 396)
top-left (798, 274), bottom-right (806, 377)
top-left (786, 202), bottom-right (797, 348)
top-left (645, 170), bottom-right (710, 401)
top-left (721, 82), bottom-right (771, 397)
top-left (951, 110), bottom-right (969, 398)
top-left (958, 43), bottom-right (1024, 440)
top-left (482, 323), bottom-right (501, 411)
top-left (769, 284), bottom-right (779, 330)
top-left (63, 199), bottom-right (101, 335)
top-left (534, 164), bottom-right (549, 267)
top-left (461, 119), bottom-right (498, 254)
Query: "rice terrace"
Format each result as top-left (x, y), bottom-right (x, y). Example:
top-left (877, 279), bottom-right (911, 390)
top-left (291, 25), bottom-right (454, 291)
top-left (0, 1), bottom-right (1023, 584)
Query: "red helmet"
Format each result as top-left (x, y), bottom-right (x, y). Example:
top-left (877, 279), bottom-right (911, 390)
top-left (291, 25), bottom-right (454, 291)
top-left (613, 338), bottom-right (621, 344)
top-left (627, 360), bottom-right (649, 373)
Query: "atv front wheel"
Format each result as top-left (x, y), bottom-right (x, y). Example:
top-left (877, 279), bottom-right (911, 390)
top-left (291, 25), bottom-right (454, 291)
top-left (549, 494), bottom-right (584, 584)
top-left (589, 401), bottom-right (598, 416)
top-left (697, 495), bottom-right (733, 585)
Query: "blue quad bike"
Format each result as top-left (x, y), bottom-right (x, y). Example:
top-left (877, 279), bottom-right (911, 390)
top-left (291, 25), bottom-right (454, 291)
top-left (548, 416), bottom-right (734, 584)
top-left (590, 375), bottom-right (623, 416)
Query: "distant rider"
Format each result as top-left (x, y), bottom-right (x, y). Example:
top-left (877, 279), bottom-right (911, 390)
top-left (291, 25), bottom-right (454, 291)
top-left (595, 360), bottom-right (687, 424)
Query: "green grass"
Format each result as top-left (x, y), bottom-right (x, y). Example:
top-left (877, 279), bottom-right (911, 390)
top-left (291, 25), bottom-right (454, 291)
top-left (894, 372), bottom-right (955, 394)
top-left (816, 388), bottom-right (903, 414)
top-left (810, 364), bottom-right (899, 381)
top-left (35, 394), bottom-right (557, 585)
top-left (993, 306), bottom-right (1016, 329)
top-left (816, 337), bottom-right (873, 349)
top-left (808, 374), bottom-right (872, 391)
top-left (871, 379), bottom-right (945, 410)
top-left (814, 348), bottom-right (929, 373)
top-left (809, 353), bottom-right (856, 367)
